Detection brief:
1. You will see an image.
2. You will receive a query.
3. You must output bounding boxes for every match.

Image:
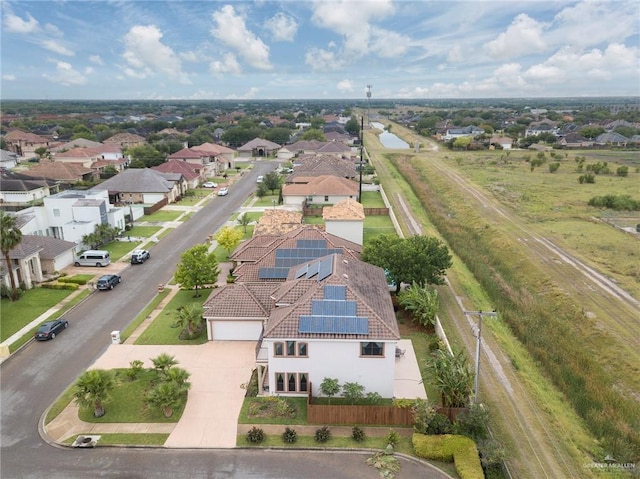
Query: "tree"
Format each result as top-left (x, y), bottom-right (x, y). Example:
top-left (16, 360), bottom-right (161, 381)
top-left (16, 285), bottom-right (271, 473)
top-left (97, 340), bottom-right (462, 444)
top-left (174, 244), bottom-right (220, 296)
top-left (579, 126), bottom-right (605, 139)
top-left (319, 377), bottom-right (340, 404)
top-left (265, 127), bottom-right (292, 145)
top-left (452, 136), bottom-right (472, 149)
top-left (397, 282), bottom-right (439, 328)
top-left (429, 348), bottom-right (473, 408)
top-left (81, 223), bottom-right (121, 249)
top-left (151, 352), bottom-right (179, 379)
top-left (175, 304), bottom-right (204, 338)
top-left (34, 146), bottom-right (48, 158)
top-left (125, 144), bottom-right (163, 168)
top-left (263, 171), bottom-right (281, 194)
top-left (344, 116), bottom-right (360, 136)
top-left (164, 366), bottom-right (192, 393)
top-left (214, 227), bottom-right (243, 258)
top-left (146, 381), bottom-right (183, 418)
top-left (0, 211), bottom-right (23, 301)
top-left (301, 128), bottom-right (327, 141)
top-left (342, 382), bottom-right (365, 405)
top-left (73, 369), bottom-right (116, 418)
top-left (237, 213), bottom-right (251, 234)
top-left (362, 234), bottom-right (452, 293)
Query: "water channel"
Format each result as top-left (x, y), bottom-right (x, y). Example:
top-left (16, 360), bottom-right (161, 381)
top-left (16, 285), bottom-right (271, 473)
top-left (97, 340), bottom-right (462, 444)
top-left (371, 122), bottom-right (410, 149)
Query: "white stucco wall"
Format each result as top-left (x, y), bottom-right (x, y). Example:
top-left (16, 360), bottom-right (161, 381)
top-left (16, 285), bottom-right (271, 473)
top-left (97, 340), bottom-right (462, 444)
top-left (265, 338), bottom-right (397, 398)
top-left (325, 219), bottom-right (363, 246)
top-left (207, 320), bottom-right (263, 341)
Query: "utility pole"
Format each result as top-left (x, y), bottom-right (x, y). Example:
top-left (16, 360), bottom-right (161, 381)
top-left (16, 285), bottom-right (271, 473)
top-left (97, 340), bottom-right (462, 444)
top-left (366, 84), bottom-right (372, 125)
top-left (464, 310), bottom-right (498, 403)
top-left (358, 115), bottom-right (364, 203)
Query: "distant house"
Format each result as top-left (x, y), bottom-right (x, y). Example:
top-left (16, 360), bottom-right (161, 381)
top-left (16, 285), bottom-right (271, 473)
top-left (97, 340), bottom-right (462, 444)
top-left (52, 148), bottom-right (103, 167)
top-left (191, 142), bottom-right (236, 171)
top-left (19, 161), bottom-right (96, 185)
top-left (3, 129), bottom-right (51, 157)
top-left (442, 126), bottom-right (485, 141)
top-left (525, 123), bottom-right (559, 138)
top-left (488, 136), bottom-right (513, 150)
top-left (152, 159), bottom-right (204, 189)
top-left (0, 149), bottom-right (20, 169)
top-left (103, 132), bottom-right (146, 150)
top-left (237, 138), bottom-right (281, 158)
top-left (282, 175), bottom-right (359, 206)
top-left (167, 147), bottom-right (218, 176)
top-left (595, 132), bottom-right (629, 147)
top-left (323, 198), bottom-right (365, 246)
top-left (556, 133), bottom-right (593, 148)
top-left (286, 155), bottom-right (357, 183)
top-left (91, 168), bottom-right (183, 205)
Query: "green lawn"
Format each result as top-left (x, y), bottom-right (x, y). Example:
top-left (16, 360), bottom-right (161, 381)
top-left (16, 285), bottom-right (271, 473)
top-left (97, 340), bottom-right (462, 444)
top-left (120, 289), bottom-right (170, 341)
top-left (143, 210), bottom-right (183, 222)
top-left (237, 432), bottom-right (415, 452)
top-left (252, 195), bottom-right (280, 207)
top-left (1, 288), bottom-right (74, 341)
top-left (238, 397), bottom-right (308, 424)
top-left (127, 225), bottom-right (162, 238)
top-left (77, 369), bottom-right (185, 423)
top-left (363, 215), bottom-right (396, 243)
top-left (66, 433), bottom-right (169, 446)
top-left (361, 191), bottom-right (386, 208)
top-left (133, 289), bottom-right (211, 345)
top-left (103, 241), bottom-right (142, 262)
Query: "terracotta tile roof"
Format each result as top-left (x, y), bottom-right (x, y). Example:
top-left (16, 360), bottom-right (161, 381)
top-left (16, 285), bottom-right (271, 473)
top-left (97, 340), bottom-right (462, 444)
top-left (283, 175), bottom-right (358, 196)
top-left (316, 141), bottom-right (351, 153)
top-left (191, 142), bottom-right (235, 155)
top-left (53, 147), bottom-right (102, 159)
top-left (3, 129), bottom-right (49, 143)
top-left (167, 147), bottom-right (209, 160)
top-left (203, 282), bottom-right (279, 319)
top-left (253, 209), bottom-right (303, 236)
top-left (263, 254), bottom-right (399, 341)
top-left (0, 169), bottom-right (56, 192)
top-left (91, 168), bottom-right (173, 193)
top-left (231, 226), bottom-right (361, 283)
top-left (17, 235), bottom-right (76, 260)
top-left (287, 155), bottom-right (357, 180)
top-left (159, 128), bottom-right (188, 136)
top-left (20, 161), bottom-right (93, 181)
top-left (50, 138), bottom-right (103, 151)
top-left (152, 159), bottom-right (201, 180)
top-left (323, 198), bottom-right (365, 221)
top-left (91, 158), bottom-right (126, 169)
top-left (237, 138), bottom-right (281, 151)
top-left (103, 132), bottom-right (146, 144)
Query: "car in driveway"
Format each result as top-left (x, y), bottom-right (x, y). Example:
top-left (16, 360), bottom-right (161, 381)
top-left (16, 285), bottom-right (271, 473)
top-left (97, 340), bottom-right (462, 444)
top-left (217, 187), bottom-right (229, 196)
top-left (256, 175), bottom-right (264, 183)
top-left (96, 274), bottom-right (121, 290)
top-left (202, 182), bottom-right (218, 188)
top-left (35, 319), bottom-right (68, 340)
top-left (130, 249), bottom-right (150, 264)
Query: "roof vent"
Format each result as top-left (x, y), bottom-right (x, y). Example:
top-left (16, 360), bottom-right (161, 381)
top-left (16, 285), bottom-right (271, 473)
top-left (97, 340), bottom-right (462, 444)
top-left (342, 274), bottom-right (349, 280)
top-left (342, 259), bottom-right (349, 264)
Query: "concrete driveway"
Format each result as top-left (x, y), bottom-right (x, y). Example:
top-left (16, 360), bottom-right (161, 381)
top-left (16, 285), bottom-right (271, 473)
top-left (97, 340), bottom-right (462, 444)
top-left (88, 341), bottom-right (257, 448)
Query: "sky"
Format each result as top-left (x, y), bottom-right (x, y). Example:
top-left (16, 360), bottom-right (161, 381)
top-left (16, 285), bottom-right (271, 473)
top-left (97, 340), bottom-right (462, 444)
top-left (1, 0), bottom-right (639, 100)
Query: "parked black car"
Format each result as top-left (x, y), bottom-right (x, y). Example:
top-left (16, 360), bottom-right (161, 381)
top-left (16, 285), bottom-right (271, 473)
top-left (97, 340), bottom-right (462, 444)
top-left (35, 319), bottom-right (68, 340)
top-left (96, 274), bottom-right (121, 290)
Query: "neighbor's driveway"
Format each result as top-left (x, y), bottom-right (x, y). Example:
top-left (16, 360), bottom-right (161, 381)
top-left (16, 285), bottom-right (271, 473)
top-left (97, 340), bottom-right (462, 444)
top-left (88, 342), bottom-right (257, 448)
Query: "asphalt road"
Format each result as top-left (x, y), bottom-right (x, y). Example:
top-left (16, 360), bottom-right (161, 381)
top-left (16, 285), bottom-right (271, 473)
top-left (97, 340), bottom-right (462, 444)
top-left (0, 161), bottom-right (451, 479)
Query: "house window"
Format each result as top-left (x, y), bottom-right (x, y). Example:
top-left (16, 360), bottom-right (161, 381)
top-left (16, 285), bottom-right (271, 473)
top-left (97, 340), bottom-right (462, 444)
top-left (324, 195), bottom-right (329, 202)
top-left (287, 373), bottom-right (297, 392)
top-left (299, 373), bottom-right (308, 392)
top-left (361, 342), bottom-right (384, 357)
top-left (274, 342), bottom-right (284, 357)
top-left (298, 342), bottom-right (308, 357)
top-left (276, 373), bottom-right (285, 392)
top-left (286, 341), bottom-right (296, 356)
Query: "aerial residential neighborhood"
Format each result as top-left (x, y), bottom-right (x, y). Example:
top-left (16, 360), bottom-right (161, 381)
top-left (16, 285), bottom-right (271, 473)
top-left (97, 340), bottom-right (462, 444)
top-left (1, 1), bottom-right (639, 478)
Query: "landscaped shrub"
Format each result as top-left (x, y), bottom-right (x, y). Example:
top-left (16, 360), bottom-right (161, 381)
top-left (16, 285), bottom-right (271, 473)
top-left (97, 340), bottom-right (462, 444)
top-left (282, 427), bottom-right (298, 444)
top-left (412, 433), bottom-right (483, 479)
top-left (315, 425), bottom-right (331, 443)
top-left (352, 425), bottom-right (366, 442)
top-left (124, 359), bottom-right (145, 381)
top-left (57, 277), bottom-right (89, 285)
top-left (366, 392), bottom-right (382, 404)
top-left (385, 428), bottom-right (399, 447)
top-left (40, 282), bottom-right (78, 290)
top-left (246, 426), bottom-right (265, 443)
top-left (426, 413), bottom-right (452, 435)
top-left (453, 404), bottom-right (490, 441)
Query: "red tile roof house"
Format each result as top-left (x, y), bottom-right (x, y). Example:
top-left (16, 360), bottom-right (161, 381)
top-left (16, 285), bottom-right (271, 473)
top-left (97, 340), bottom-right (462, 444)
top-left (282, 175), bottom-right (359, 207)
top-left (167, 147), bottom-right (219, 177)
top-left (103, 132), bottom-right (146, 150)
top-left (152, 159), bottom-right (204, 189)
top-left (3, 129), bottom-right (52, 158)
top-left (191, 142), bottom-right (236, 171)
top-left (203, 253), bottom-right (401, 398)
top-left (90, 168), bottom-right (183, 205)
top-left (19, 161), bottom-right (97, 186)
top-left (285, 155), bottom-right (358, 183)
top-left (236, 138), bottom-right (281, 159)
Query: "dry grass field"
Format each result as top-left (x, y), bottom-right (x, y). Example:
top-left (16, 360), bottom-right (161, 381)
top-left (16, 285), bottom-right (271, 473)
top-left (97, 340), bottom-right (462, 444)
top-left (366, 122), bottom-right (639, 478)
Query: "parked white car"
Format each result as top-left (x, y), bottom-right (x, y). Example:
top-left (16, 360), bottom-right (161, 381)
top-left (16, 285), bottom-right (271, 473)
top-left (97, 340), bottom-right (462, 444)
top-left (217, 187), bottom-right (229, 196)
top-left (202, 182), bottom-right (218, 188)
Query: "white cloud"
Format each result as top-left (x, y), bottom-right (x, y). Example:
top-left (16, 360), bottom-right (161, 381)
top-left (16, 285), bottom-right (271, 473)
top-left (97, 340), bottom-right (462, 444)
top-left (180, 51), bottom-right (198, 62)
top-left (485, 13), bottom-right (547, 59)
top-left (2, 74), bottom-right (17, 81)
top-left (264, 12), bottom-right (298, 42)
top-left (122, 25), bottom-right (191, 83)
top-left (41, 39), bottom-right (74, 56)
top-left (305, 47), bottom-right (345, 72)
top-left (44, 23), bottom-right (63, 36)
top-left (43, 61), bottom-right (87, 86)
top-left (210, 53), bottom-right (242, 76)
top-left (84, 67), bottom-right (94, 75)
top-left (336, 79), bottom-right (353, 92)
top-left (3, 12), bottom-right (39, 34)
top-left (210, 5), bottom-right (272, 70)
top-left (447, 45), bottom-right (464, 63)
top-left (89, 55), bottom-right (104, 65)
top-left (370, 28), bottom-right (410, 58)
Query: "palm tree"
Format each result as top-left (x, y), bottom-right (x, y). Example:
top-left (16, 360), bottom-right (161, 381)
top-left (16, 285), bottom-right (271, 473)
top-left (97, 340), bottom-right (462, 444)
top-left (73, 369), bottom-right (116, 418)
top-left (0, 211), bottom-right (23, 301)
top-left (164, 367), bottom-right (191, 393)
top-left (175, 304), bottom-right (203, 338)
top-left (151, 353), bottom-right (178, 379)
top-left (146, 381), bottom-right (183, 418)
top-left (236, 213), bottom-right (251, 234)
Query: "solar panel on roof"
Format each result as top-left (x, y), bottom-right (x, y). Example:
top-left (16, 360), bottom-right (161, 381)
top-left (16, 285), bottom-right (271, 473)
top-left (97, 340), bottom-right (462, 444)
top-left (297, 239), bottom-right (327, 248)
top-left (317, 256), bottom-right (334, 281)
top-left (311, 299), bottom-right (357, 316)
top-left (294, 264), bottom-right (307, 279)
top-left (324, 285), bottom-right (346, 300)
top-left (258, 267), bottom-right (289, 279)
top-left (299, 316), bottom-right (369, 335)
top-left (306, 260), bottom-right (320, 278)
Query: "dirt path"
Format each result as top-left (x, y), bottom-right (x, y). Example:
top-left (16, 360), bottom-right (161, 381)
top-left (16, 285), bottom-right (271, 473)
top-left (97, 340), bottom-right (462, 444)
top-left (363, 126), bottom-right (636, 478)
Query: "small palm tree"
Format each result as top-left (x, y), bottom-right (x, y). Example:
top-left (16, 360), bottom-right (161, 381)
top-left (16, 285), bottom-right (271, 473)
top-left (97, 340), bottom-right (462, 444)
top-left (151, 353), bottom-right (178, 379)
top-left (164, 367), bottom-right (191, 393)
top-left (73, 369), bottom-right (116, 418)
top-left (236, 213), bottom-right (251, 234)
top-left (0, 211), bottom-right (23, 301)
top-left (175, 304), bottom-right (203, 338)
top-left (146, 381), bottom-right (183, 418)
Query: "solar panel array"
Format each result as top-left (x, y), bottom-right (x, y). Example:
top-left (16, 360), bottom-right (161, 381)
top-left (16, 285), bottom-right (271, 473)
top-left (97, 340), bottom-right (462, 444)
top-left (299, 316), bottom-right (369, 335)
top-left (324, 285), bottom-right (347, 300)
top-left (292, 255), bottom-right (334, 281)
top-left (311, 299), bottom-right (356, 316)
top-left (297, 239), bottom-right (327, 248)
top-left (258, 267), bottom-right (290, 279)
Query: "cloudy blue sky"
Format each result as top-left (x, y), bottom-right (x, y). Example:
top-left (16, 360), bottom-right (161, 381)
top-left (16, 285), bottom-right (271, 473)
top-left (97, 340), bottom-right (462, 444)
top-left (1, 0), bottom-right (638, 100)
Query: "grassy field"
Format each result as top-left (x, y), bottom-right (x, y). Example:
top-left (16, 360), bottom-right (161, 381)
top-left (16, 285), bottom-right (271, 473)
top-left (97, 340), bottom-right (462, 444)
top-left (127, 225), bottom-right (162, 237)
top-left (143, 210), bottom-right (183, 222)
top-left (368, 122), bottom-right (639, 477)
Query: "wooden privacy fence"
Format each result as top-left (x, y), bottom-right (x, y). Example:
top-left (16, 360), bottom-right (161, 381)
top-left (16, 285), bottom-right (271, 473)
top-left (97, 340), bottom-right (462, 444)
top-left (307, 383), bottom-right (413, 426)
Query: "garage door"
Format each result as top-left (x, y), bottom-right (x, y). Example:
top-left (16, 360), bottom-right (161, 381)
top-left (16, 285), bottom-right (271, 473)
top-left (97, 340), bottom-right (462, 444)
top-left (210, 320), bottom-right (263, 341)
